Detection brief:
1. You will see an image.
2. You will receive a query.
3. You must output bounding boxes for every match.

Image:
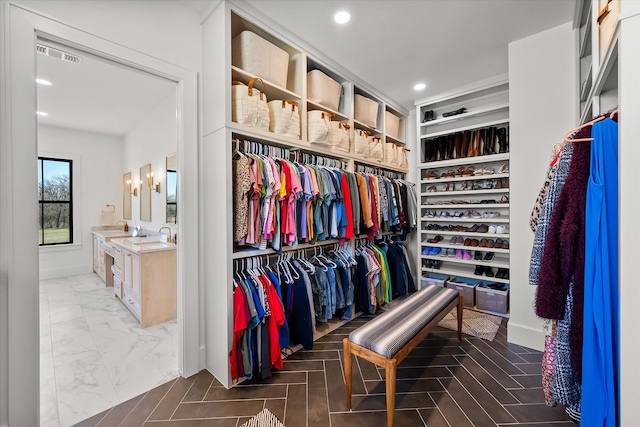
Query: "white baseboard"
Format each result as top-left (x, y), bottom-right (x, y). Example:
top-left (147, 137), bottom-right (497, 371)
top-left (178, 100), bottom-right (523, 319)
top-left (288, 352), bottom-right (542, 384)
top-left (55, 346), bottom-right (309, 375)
top-left (39, 265), bottom-right (92, 280)
top-left (507, 321), bottom-right (545, 352)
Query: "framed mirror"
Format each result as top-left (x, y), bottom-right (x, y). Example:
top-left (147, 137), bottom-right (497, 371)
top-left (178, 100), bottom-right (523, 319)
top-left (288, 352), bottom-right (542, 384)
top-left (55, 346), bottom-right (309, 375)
top-left (140, 163), bottom-right (152, 222)
top-left (123, 172), bottom-right (132, 220)
top-left (166, 153), bottom-right (177, 224)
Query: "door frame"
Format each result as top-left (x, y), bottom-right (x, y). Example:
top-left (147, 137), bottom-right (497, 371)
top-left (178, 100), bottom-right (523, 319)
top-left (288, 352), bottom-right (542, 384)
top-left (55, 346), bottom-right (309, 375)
top-left (0, 3), bottom-right (201, 424)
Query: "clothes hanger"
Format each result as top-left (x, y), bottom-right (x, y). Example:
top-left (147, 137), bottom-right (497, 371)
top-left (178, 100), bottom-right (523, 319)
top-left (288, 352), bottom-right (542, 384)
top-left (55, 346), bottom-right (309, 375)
top-left (564, 109), bottom-right (618, 143)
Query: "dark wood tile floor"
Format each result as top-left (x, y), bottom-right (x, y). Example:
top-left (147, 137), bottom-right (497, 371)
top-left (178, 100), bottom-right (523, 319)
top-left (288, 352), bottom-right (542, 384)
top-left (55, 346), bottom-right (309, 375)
top-left (75, 317), bottom-right (575, 426)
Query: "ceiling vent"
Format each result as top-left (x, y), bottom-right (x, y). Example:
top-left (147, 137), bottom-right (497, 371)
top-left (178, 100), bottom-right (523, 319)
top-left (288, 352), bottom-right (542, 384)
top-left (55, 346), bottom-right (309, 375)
top-left (36, 43), bottom-right (81, 64)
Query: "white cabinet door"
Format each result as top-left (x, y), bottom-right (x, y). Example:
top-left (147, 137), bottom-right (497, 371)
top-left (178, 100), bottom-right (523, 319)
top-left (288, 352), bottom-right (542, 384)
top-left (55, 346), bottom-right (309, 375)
top-left (92, 235), bottom-right (99, 274)
top-left (123, 249), bottom-right (141, 301)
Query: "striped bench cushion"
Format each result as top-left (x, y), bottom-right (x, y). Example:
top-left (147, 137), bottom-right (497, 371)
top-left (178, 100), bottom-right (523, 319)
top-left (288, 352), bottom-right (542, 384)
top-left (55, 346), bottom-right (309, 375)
top-left (349, 285), bottom-right (459, 358)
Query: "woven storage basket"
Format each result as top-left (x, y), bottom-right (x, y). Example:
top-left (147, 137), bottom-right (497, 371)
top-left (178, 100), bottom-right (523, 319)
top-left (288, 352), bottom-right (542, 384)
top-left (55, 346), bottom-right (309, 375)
top-left (385, 111), bottom-right (400, 139)
top-left (354, 94), bottom-right (379, 128)
top-left (232, 31), bottom-right (290, 88)
top-left (307, 70), bottom-right (342, 111)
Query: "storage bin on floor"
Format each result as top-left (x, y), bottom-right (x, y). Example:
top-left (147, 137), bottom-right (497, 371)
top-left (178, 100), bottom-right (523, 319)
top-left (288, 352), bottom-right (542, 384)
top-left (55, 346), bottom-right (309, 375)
top-left (476, 282), bottom-right (509, 314)
top-left (421, 273), bottom-right (448, 288)
top-left (445, 277), bottom-right (479, 307)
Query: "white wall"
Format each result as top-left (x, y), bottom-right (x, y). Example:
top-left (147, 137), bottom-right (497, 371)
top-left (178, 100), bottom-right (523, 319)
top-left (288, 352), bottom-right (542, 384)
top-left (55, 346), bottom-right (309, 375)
top-left (38, 125), bottom-right (124, 279)
top-left (619, 4), bottom-right (640, 425)
top-left (507, 21), bottom-right (577, 351)
top-left (124, 91), bottom-right (177, 233)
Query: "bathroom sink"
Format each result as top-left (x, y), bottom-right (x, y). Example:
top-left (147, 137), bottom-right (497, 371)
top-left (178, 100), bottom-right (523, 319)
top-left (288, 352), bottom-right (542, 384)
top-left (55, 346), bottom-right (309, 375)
top-left (127, 237), bottom-right (160, 244)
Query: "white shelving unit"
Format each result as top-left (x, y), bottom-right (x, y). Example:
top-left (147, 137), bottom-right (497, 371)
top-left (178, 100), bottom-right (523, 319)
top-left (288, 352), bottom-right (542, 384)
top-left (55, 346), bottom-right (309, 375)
top-left (415, 79), bottom-right (510, 317)
top-left (203, 3), bottom-right (412, 388)
top-left (575, 0), bottom-right (619, 124)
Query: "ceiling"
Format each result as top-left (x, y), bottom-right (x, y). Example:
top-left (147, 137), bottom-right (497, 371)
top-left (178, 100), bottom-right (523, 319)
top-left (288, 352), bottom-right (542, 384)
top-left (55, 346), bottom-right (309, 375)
top-left (186, 0), bottom-right (576, 110)
top-left (36, 40), bottom-right (176, 137)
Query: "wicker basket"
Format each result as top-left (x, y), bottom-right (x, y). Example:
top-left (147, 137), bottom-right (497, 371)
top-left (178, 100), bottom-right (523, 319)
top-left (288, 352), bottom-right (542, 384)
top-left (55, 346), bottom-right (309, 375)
top-left (307, 70), bottom-right (342, 111)
top-left (232, 31), bottom-right (290, 89)
top-left (354, 94), bottom-right (379, 128)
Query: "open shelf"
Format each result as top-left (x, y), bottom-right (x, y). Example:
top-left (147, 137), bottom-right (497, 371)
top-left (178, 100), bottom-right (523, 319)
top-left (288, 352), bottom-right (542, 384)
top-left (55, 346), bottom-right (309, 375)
top-left (422, 217), bottom-right (509, 223)
top-left (421, 188), bottom-right (509, 197)
top-left (386, 135), bottom-right (406, 145)
top-left (421, 242), bottom-right (509, 254)
top-left (421, 118), bottom-right (509, 139)
top-left (421, 267), bottom-right (510, 285)
top-left (422, 203), bottom-right (509, 209)
top-left (421, 172), bottom-right (509, 184)
top-left (421, 229), bottom-right (510, 239)
top-left (421, 103), bottom-right (509, 128)
top-left (421, 255), bottom-right (509, 269)
top-left (232, 66), bottom-right (301, 100)
top-left (306, 99), bottom-right (349, 122)
top-left (418, 152), bottom-right (509, 169)
top-left (353, 119), bottom-right (382, 135)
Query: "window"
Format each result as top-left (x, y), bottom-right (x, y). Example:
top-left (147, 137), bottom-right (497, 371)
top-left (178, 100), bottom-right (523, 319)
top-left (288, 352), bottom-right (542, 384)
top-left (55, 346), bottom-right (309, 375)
top-left (38, 157), bottom-right (73, 245)
top-left (166, 169), bottom-right (177, 224)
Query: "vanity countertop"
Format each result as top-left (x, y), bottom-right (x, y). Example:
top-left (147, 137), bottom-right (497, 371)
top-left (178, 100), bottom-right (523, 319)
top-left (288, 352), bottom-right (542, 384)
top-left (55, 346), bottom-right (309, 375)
top-left (91, 226), bottom-right (130, 240)
top-left (110, 237), bottom-right (176, 254)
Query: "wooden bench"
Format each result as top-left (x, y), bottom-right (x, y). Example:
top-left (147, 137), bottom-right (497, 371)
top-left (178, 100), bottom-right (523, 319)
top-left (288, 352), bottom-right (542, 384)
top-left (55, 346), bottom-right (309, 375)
top-left (343, 285), bottom-right (463, 427)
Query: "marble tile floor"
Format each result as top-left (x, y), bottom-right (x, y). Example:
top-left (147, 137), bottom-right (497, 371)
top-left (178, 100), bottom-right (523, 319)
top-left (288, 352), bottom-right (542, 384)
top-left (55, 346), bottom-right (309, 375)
top-left (76, 317), bottom-right (574, 427)
top-left (40, 273), bottom-right (178, 427)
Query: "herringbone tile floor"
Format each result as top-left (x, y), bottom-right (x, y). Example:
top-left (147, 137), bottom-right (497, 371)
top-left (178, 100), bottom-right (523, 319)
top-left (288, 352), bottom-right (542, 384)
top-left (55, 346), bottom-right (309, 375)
top-left (75, 316), bottom-right (574, 426)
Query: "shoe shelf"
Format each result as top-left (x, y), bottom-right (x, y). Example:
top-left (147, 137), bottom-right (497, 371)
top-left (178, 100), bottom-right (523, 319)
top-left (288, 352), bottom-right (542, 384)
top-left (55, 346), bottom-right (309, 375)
top-left (422, 118), bottom-right (510, 140)
top-left (421, 243), bottom-right (509, 255)
top-left (421, 267), bottom-right (510, 285)
top-left (421, 217), bottom-right (509, 223)
top-left (420, 229), bottom-right (511, 239)
top-left (423, 204), bottom-right (510, 209)
top-left (421, 172), bottom-right (509, 184)
top-left (421, 188), bottom-right (509, 197)
top-left (421, 255), bottom-right (509, 269)
top-left (418, 153), bottom-right (509, 169)
top-left (420, 103), bottom-right (509, 128)
top-left (386, 135), bottom-right (405, 145)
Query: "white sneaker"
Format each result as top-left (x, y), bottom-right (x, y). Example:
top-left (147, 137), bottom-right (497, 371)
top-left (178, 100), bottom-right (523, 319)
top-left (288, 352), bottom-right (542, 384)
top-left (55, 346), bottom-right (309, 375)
top-left (496, 225), bottom-right (506, 234)
top-left (488, 225), bottom-right (497, 234)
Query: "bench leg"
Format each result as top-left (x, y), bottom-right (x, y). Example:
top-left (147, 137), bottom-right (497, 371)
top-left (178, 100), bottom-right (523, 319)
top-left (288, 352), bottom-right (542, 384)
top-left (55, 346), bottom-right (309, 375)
top-left (385, 358), bottom-right (397, 427)
top-left (343, 338), bottom-right (352, 410)
top-left (457, 295), bottom-right (463, 341)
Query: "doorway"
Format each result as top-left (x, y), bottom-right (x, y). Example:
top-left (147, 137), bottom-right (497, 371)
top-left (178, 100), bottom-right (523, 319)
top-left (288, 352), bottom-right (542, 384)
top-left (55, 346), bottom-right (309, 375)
top-left (1, 5), bottom-right (200, 426)
top-left (36, 39), bottom-right (181, 426)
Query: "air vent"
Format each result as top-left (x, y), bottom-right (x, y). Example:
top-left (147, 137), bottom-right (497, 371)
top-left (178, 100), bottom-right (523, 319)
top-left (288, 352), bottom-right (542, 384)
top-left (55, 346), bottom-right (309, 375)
top-left (36, 43), bottom-right (81, 64)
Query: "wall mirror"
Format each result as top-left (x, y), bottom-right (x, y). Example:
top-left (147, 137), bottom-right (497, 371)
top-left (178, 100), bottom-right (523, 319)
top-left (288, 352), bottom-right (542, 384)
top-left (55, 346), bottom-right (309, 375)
top-left (166, 153), bottom-right (177, 224)
top-left (140, 163), bottom-right (152, 222)
top-left (123, 172), bottom-right (132, 220)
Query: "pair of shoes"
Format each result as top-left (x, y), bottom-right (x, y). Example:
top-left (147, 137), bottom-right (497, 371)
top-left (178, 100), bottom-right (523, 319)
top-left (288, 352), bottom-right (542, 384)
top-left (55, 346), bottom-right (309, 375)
top-left (427, 185), bottom-right (437, 193)
top-left (473, 167), bottom-right (494, 176)
top-left (442, 107), bottom-right (467, 117)
top-left (487, 225), bottom-right (506, 234)
top-left (474, 251), bottom-right (483, 261)
top-left (498, 163), bottom-right (509, 174)
top-left (474, 265), bottom-right (495, 277)
top-left (422, 247), bottom-right (441, 256)
top-left (445, 248), bottom-right (456, 257)
top-left (495, 238), bottom-right (509, 249)
top-left (455, 249), bottom-right (472, 260)
top-left (498, 195), bottom-right (509, 204)
top-left (484, 252), bottom-right (495, 262)
top-left (470, 210), bottom-right (482, 219)
top-left (424, 259), bottom-right (443, 269)
top-left (479, 199), bottom-right (497, 204)
top-left (442, 182), bottom-right (454, 192)
top-left (482, 211), bottom-right (500, 218)
top-left (427, 235), bottom-right (444, 244)
top-left (479, 238), bottom-right (495, 248)
top-left (424, 170), bottom-right (440, 180)
top-left (449, 235), bottom-right (463, 245)
top-left (441, 170), bottom-right (455, 178)
top-left (495, 268), bottom-right (509, 279)
top-left (476, 224), bottom-right (489, 233)
top-left (422, 109), bottom-right (435, 123)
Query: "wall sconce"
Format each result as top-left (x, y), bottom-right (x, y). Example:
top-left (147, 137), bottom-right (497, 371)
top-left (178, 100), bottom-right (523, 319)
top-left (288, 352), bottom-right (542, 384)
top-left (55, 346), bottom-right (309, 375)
top-left (127, 179), bottom-right (137, 197)
top-left (147, 172), bottom-right (160, 193)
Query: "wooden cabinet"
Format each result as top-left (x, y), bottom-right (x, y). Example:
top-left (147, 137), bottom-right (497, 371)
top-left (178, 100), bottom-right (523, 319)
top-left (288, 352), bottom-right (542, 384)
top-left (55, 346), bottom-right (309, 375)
top-left (114, 241), bottom-right (176, 328)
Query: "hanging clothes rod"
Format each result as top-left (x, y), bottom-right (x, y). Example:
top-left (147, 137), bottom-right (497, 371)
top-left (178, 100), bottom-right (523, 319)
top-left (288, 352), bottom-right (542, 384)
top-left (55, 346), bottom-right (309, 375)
top-left (231, 137), bottom-right (348, 168)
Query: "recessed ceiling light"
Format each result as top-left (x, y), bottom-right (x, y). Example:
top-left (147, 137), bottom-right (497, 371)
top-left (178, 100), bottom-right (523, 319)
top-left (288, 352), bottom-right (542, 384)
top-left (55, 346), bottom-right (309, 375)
top-left (334, 11), bottom-right (351, 24)
top-left (414, 83), bottom-right (426, 91)
top-left (37, 111), bottom-right (48, 116)
top-left (36, 78), bottom-right (52, 86)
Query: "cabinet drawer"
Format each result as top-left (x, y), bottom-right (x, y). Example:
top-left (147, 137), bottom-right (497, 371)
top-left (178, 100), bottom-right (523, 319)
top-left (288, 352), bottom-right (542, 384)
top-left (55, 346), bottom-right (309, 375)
top-left (113, 275), bottom-right (123, 299)
top-left (122, 290), bottom-right (141, 320)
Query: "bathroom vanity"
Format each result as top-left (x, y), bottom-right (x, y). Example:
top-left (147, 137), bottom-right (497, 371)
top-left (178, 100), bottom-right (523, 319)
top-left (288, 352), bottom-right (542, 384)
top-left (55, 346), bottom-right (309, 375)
top-left (109, 237), bottom-right (177, 328)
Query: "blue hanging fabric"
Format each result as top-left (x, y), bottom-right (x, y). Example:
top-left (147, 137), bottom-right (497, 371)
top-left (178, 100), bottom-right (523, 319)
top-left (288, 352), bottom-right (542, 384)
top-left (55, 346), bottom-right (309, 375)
top-left (582, 117), bottom-right (619, 427)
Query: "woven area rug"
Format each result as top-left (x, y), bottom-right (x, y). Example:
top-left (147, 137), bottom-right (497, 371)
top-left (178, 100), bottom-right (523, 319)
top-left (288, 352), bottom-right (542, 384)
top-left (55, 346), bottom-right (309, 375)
top-left (240, 408), bottom-right (285, 427)
top-left (438, 308), bottom-right (503, 341)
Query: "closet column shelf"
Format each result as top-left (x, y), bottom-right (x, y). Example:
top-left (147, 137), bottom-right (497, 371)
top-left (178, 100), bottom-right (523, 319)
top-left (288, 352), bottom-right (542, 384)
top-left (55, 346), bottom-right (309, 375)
top-left (231, 66), bottom-right (301, 100)
top-left (421, 243), bottom-right (509, 254)
top-left (421, 267), bottom-right (510, 286)
top-left (420, 172), bottom-right (509, 184)
top-left (418, 153), bottom-right (509, 169)
top-left (422, 119), bottom-right (509, 140)
top-left (420, 103), bottom-right (509, 128)
top-left (420, 230), bottom-right (510, 239)
top-left (422, 204), bottom-right (510, 209)
top-left (421, 188), bottom-right (509, 197)
top-left (420, 218), bottom-right (509, 223)
top-left (306, 100), bottom-right (349, 122)
top-left (421, 255), bottom-right (509, 269)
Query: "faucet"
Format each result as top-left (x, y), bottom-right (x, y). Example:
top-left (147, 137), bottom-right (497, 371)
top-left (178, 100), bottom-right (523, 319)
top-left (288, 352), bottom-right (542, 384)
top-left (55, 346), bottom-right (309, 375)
top-left (159, 226), bottom-right (172, 242)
